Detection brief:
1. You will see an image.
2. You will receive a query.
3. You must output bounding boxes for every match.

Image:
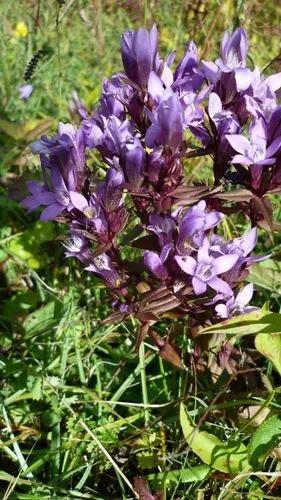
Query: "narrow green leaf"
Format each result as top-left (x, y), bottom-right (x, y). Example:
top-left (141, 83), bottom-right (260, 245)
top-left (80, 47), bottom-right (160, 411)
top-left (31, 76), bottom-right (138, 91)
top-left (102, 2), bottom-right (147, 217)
top-left (147, 464), bottom-right (210, 488)
top-left (180, 403), bottom-right (249, 473)
top-left (255, 333), bottom-right (281, 375)
top-left (248, 414), bottom-right (281, 470)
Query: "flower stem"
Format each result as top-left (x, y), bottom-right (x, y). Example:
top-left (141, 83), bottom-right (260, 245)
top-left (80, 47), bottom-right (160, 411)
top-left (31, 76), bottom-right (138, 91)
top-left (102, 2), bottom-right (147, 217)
top-left (139, 341), bottom-right (149, 426)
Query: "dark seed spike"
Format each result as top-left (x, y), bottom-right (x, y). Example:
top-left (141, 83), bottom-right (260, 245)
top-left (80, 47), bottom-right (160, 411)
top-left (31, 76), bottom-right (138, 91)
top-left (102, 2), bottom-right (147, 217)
top-left (23, 49), bottom-right (44, 81)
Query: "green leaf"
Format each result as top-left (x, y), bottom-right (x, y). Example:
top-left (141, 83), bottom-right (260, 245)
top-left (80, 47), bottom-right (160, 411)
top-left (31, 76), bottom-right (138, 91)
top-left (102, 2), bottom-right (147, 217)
top-left (23, 300), bottom-right (64, 339)
top-left (0, 118), bottom-right (53, 141)
top-left (255, 333), bottom-right (281, 375)
top-left (180, 403), bottom-right (249, 473)
top-left (6, 222), bottom-right (55, 269)
top-left (147, 465), bottom-right (210, 488)
top-left (248, 414), bottom-right (281, 470)
top-left (248, 261), bottom-right (281, 294)
top-left (198, 310), bottom-right (281, 336)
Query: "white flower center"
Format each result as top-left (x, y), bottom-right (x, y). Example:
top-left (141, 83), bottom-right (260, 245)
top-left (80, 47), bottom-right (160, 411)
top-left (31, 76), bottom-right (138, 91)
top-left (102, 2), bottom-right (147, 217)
top-left (226, 50), bottom-right (242, 69)
top-left (56, 191), bottom-right (70, 205)
top-left (64, 235), bottom-right (84, 253)
top-left (196, 262), bottom-right (214, 282)
top-left (247, 143), bottom-right (265, 163)
top-left (93, 255), bottom-right (110, 270)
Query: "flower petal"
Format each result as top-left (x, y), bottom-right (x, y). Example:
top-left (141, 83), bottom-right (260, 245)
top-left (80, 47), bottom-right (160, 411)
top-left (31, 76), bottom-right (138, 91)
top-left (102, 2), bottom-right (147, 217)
top-left (69, 191), bottom-right (88, 211)
top-left (213, 254), bottom-right (239, 274)
top-left (144, 251), bottom-right (168, 280)
top-left (235, 283), bottom-right (254, 308)
top-left (208, 92), bottom-right (222, 118)
top-left (238, 227), bottom-right (257, 256)
top-left (175, 255), bottom-right (196, 275)
top-left (215, 303), bottom-right (229, 318)
top-left (40, 202), bottom-right (64, 221)
top-left (230, 154), bottom-right (253, 165)
top-left (234, 68), bottom-right (252, 91)
top-left (226, 134), bottom-right (251, 155)
top-left (192, 276), bottom-right (207, 295)
top-left (264, 72), bottom-right (281, 92)
top-left (208, 277), bottom-right (233, 297)
top-left (266, 137), bottom-right (281, 158)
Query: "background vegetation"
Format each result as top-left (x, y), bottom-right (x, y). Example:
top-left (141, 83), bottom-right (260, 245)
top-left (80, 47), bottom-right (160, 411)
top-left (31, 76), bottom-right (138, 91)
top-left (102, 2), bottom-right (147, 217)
top-left (1, 1), bottom-right (281, 498)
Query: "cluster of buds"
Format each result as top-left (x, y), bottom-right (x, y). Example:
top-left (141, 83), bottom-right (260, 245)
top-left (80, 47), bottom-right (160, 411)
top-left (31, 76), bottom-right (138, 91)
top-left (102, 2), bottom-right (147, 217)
top-left (22, 26), bottom-right (279, 349)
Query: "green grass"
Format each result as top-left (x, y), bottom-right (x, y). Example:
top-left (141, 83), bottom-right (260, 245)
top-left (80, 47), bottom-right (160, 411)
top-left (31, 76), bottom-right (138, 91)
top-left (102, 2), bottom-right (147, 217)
top-left (1, 1), bottom-right (281, 498)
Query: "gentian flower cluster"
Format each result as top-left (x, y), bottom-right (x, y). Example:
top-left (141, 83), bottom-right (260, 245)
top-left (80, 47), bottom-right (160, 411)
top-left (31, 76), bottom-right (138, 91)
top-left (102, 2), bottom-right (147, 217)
top-left (22, 26), bottom-right (278, 351)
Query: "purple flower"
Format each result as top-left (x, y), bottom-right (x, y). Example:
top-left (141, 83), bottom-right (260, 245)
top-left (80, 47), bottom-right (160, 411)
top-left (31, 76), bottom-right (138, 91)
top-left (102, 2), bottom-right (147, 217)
top-left (121, 136), bottom-right (144, 189)
top-left (208, 93), bottom-right (240, 136)
top-left (19, 84), bottom-right (33, 100)
top-left (177, 200), bottom-right (224, 251)
top-left (201, 30), bottom-right (251, 120)
top-left (175, 238), bottom-right (238, 296)
top-left (98, 77), bottom-right (126, 120)
top-left (97, 166), bottom-right (125, 212)
top-left (84, 115), bottom-right (134, 160)
top-left (21, 167), bottom-right (77, 221)
top-left (173, 41), bottom-right (204, 92)
top-left (184, 96), bottom-right (204, 129)
top-left (121, 25), bottom-right (159, 88)
top-left (144, 244), bottom-right (172, 280)
top-left (215, 283), bottom-right (257, 318)
top-left (86, 254), bottom-right (122, 288)
top-left (64, 232), bottom-right (91, 263)
top-left (208, 92), bottom-right (241, 180)
top-left (147, 214), bottom-right (176, 247)
top-left (145, 93), bottom-right (183, 152)
top-left (31, 123), bottom-right (87, 192)
top-left (69, 167), bottom-right (126, 243)
top-left (211, 227), bottom-right (268, 284)
top-left (245, 69), bottom-right (281, 119)
top-left (70, 191), bottom-right (109, 237)
top-left (215, 28), bottom-right (252, 94)
top-left (226, 117), bottom-right (281, 166)
top-left (219, 28), bottom-right (248, 70)
top-left (212, 227), bottom-right (258, 259)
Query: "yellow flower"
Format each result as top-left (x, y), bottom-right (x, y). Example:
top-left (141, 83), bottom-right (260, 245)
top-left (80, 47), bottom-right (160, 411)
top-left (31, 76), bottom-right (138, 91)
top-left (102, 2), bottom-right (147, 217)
top-left (15, 21), bottom-right (28, 38)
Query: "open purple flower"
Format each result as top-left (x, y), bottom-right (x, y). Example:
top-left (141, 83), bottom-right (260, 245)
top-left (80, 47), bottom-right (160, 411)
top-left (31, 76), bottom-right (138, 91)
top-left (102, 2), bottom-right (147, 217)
top-left (175, 238), bottom-right (238, 296)
top-left (215, 283), bottom-right (257, 318)
top-left (226, 117), bottom-right (281, 167)
top-left (69, 167), bottom-right (126, 243)
top-left (21, 166), bottom-right (77, 221)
